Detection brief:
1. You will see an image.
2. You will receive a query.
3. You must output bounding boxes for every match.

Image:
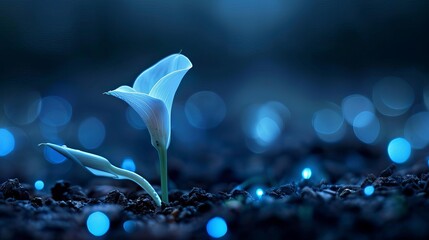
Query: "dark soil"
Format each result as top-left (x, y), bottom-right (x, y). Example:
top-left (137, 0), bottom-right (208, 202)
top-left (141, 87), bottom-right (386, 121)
top-left (1, 165), bottom-right (429, 240)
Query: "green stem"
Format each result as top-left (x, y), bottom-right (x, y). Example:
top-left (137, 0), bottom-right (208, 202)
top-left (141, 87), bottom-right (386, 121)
top-left (158, 146), bottom-right (169, 204)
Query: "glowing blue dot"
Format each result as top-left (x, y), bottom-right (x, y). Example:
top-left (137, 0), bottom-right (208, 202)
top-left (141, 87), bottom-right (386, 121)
top-left (364, 186), bottom-right (374, 196)
top-left (185, 91), bottom-right (226, 129)
top-left (43, 141), bottom-right (67, 164)
top-left (123, 220), bottom-right (137, 233)
top-left (39, 96), bottom-right (72, 127)
top-left (302, 168), bottom-right (312, 179)
top-left (121, 158), bottom-right (136, 172)
top-left (87, 211), bottom-right (110, 237)
top-left (206, 217), bottom-right (227, 238)
top-left (0, 128), bottom-right (15, 157)
top-left (34, 180), bottom-right (44, 190)
top-left (256, 188), bottom-right (264, 199)
top-left (78, 117), bottom-right (106, 149)
top-left (388, 138), bottom-right (411, 164)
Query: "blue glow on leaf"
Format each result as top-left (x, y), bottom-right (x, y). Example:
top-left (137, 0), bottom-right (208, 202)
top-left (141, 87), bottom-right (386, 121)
top-left (206, 217), bottom-right (228, 238)
top-left (302, 168), bottom-right (312, 179)
top-left (78, 117), bottom-right (106, 149)
top-left (121, 158), bottom-right (136, 172)
top-left (0, 128), bottom-right (15, 157)
top-left (388, 138), bottom-right (411, 164)
top-left (364, 186), bottom-right (374, 196)
top-left (87, 211), bottom-right (110, 237)
top-left (34, 180), bottom-right (44, 190)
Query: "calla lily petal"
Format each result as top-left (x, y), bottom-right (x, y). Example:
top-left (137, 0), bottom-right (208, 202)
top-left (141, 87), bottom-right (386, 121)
top-left (149, 58), bottom-right (192, 116)
top-left (133, 54), bottom-right (192, 94)
top-left (39, 143), bottom-right (162, 206)
top-left (105, 89), bottom-right (170, 148)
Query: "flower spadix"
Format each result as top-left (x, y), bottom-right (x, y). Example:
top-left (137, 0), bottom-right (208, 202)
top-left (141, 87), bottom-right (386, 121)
top-left (39, 143), bottom-right (161, 206)
top-left (105, 54), bottom-right (192, 150)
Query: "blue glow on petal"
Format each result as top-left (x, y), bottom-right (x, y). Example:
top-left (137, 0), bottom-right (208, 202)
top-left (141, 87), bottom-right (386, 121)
top-left (34, 180), bottom-right (44, 190)
top-left (388, 138), bottom-right (411, 164)
top-left (78, 117), bottom-right (106, 149)
top-left (123, 220), bottom-right (137, 233)
top-left (0, 128), bottom-right (15, 157)
top-left (121, 158), bottom-right (136, 172)
top-left (206, 217), bottom-right (228, 238)
top-left (302, 168), bottom-right (312, 179)
top-left (364, 186), bottom-right (374, 196)
top-left (185, 91), bottom-right (226, 129)
top-left (39, 96), bottom-right (72, 127)
top-left (87, 211), bottom-right (110, 237)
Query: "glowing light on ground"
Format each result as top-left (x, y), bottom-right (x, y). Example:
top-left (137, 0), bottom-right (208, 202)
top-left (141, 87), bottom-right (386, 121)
top-left (206, 217), bottom-right (228, 238)
top-left (34, 180), bottom-right (44, 190)
top-left (364, 186), bottom-right (375, 196)
top-left (302, 168), bottom-right (312, 179)
top-left (256, 188), bottom-right (264, 199)
top-left (87, 211), bottom-right (110, 237)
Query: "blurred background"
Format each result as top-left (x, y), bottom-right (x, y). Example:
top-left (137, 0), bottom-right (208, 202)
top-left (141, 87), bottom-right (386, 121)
top-left (0, 0), bottom-right (428, 192)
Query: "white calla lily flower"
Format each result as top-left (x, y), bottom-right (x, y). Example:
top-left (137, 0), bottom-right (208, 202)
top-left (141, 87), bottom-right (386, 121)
top-left (105, 54), bottom-right (192, 204)
top-left (105, 54), bottom-right (192, 149)
top-left (39, 143), bottom-right (161, 206)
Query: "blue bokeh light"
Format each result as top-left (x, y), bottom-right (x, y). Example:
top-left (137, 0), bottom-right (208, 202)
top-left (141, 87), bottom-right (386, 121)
top-left (43, 141), bottom-right (67, 164)
top-left (34, 180), bottom-right (44, 190)
top-left (185, 91), bottom-right (226, 129)
top-left (123, 220), bottom-right (137, 233)
top-left (87, 211), bottom-right (110, 237)
top-left (206, 217), bottom-right (228, 238)
top-left (254, 117), bottom-right (280, 145)
top-left (125, 106), bottom-right (146, 130)
top-left (121, 158), bottom-right (136, 172)
top-left (404, 112), bottom-right (429, 149)
top-left (0, 128), bottom-right (15, 157)
top-left (78, 117), bottom-right (106, 149)
top-left (3, 90), bottom-right (42, 125)
top-left (373, 77), bottom-right (414, 117)
top-left (364, 186), bottom-right (375, 196)
top-left (302, 168), bottom-right (312, 179)
top-left (353, 111), bottom-right (380, 144)
top-left (342, 94), bottom-right (374, 126)
top-left (388, 138), bottom-right (411, 164)
top-left (313, 107), bottom-right (345, 142)
top-left (39, 96), bottom-right (73, 127)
